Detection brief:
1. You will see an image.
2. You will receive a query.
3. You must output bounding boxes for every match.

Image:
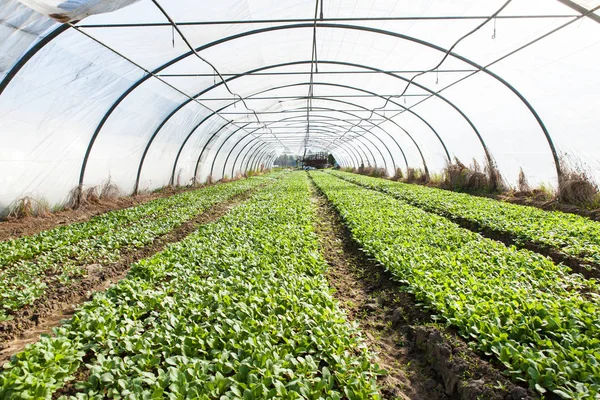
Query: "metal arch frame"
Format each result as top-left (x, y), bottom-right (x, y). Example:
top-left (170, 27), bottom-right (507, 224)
top-left (240, 142), bottom-right (269, 174)
top-left (286, 126), bottom-right (378, 168)
top-left (207, 119), bottom-right (365, 179)
top-left (265, 122), bottom-right (379, 167)
top-left (249, 135), bottom-right (361, 171)
top-left (172, 96), bottom-right (408, 188)
top-left (147, 70), bottom-right (412, 191)
top-left (259, 116), bottom-right (390, 170)
top-left (213, 112), bottom-right (387, 180)
top-left (220, 126), bottom-right (363, 179)
top-left (207, 120), bottom-right (353, 176)
top-left (154, 59), bottom-right (466, 183)
top-left (213, 124), bottom-right (363, 179)
top-left (229, 133), bottom-right (360, 178)
top-left (174, 102), bottom-right (386, 185)
top-left (264, 119), bottom-right (385, 170)
top-left (130, 54), bottom-right (488, 190)
top-left (70, 23), bottom-right (559, 187)
top-left (251, 110), bottom-right (409, 171)
top-left (238, 80), bottom-right (447, 164)
top-left (251, 100), bottom-right (411, 171)
top-left (173, 59), bottom-right (484, 174)
top-left (3, 22), bottom-right (561, 183)
top-left (230, 129), bottom-right (364, 176)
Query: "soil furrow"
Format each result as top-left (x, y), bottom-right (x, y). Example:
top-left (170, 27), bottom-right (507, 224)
top-left (308, 176), bottom-right (534, 400)
top-left (0, 186), bottom-right (263, 363)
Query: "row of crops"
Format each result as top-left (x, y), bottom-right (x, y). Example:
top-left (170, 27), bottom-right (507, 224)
top-left (0, 175), bottom-right (273, 321)
top-left (329, 170), bottom-right (600, 267)
top-left (310, 171), bottom-right (599, 398)
top-left (0, 172), bottom-right (380, 399)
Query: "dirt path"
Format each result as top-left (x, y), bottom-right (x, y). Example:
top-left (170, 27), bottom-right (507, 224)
top-left (308, 178), bottom-right (534, 400)
top-left (0, 187), bottom-right (261, 364)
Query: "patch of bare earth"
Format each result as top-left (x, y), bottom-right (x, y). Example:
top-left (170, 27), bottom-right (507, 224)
top-left (308, 180), bottom-right (534, 400)
top-left (0, 187), bottom-right (262, 364)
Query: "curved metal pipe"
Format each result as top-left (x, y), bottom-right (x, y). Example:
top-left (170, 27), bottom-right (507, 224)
top-left (5, 23), bottom-right (559, 185)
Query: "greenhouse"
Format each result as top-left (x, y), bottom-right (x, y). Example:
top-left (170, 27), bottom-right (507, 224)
top-left (0, 0), bottom-right (599, 399)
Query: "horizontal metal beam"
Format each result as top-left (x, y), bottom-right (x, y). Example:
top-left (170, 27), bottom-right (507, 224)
top-left (217, 109), bottom-right (421, 114)
top-left (77, 14), bottom-right (579, 28)
top-left (157, 69), bottom-right (476, 77)
top-left (191, 94), bottom-right (429, 101)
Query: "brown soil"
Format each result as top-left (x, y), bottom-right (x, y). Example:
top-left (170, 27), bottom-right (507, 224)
top-left (337, 174), bottom-right (599, 281)
top-left (0, 187), bottom-right (196, 242)
top-left (309, 177), bottom-right (535, 400)
top-left (0, 187), bottom-right (261, 364)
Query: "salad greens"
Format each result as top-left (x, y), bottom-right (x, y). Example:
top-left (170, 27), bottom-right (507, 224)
top-left (0, 172), bottom-right (380, 399)
top-left (311, 171), bottom-right (600, 399)
top-left (0, 175), bottom-right (274, 321)
top-left (329, 170), bottom-right (600, 267)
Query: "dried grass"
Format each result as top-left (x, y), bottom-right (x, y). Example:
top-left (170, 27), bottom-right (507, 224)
top-left (360, 166), bottom-right (387, 178)
top-left (85, 187), bottom-right (100, 204)
top-left (442, 157), bottom-right (504, 193)
top-left (518, 168), bottom-right (530, 193)
top-left (65, 186), bottom-right (87, 210)
top-left (392, 167), bottom-right (404, 181)
top-left (99, 179), bottom-right (119, 200)
top-left (7, 196), bottom-right (51, 219)
top-left (557, 154), bottom-right (600, 208)
top-left (406, 168), bottom-right (428, 184)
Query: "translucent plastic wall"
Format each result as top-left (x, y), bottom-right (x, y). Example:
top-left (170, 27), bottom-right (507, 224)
top-left (1, 0), bottom-right (599, 212)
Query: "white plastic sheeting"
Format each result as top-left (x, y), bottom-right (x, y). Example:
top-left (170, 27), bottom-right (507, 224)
top-left (17, 0), bottom-right (141, 22)
top-left (1, 0), bottom-right (599, 212)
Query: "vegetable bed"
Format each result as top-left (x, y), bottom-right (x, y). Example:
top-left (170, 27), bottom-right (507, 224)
top-left (329, 170), bottom-right (600, 268)
top-left (0, 172), bottom-right (380, 399)
top-left (311, 171), bottom-right (600, 399)
top-left (0, 175), bottom-right (273, 321)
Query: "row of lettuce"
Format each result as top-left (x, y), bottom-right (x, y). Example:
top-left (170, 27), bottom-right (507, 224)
top-left (311, 171), bottom-right (599, 399)
top-left (329, 170), bottom-right (600, 267)
top-left (0, 175), bottom-right (276, 321)
top-left (0, 172), bottom-right (381, 399)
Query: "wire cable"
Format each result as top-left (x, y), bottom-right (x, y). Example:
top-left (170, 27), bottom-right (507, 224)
top-left (150, 0), bottom-right (290, 153)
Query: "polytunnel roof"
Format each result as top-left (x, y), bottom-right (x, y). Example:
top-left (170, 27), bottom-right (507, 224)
top-left (1, 0), bottom-right (599, 209)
